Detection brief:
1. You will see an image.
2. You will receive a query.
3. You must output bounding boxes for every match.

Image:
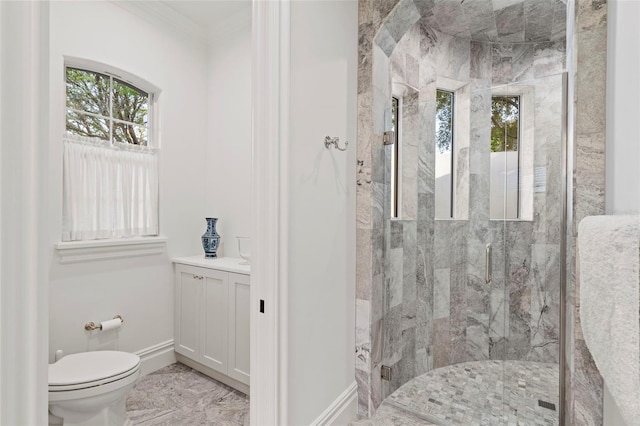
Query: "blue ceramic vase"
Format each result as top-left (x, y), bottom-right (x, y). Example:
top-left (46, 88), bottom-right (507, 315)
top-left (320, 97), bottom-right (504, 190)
top-left (202, 218), bottom-right (221, 258)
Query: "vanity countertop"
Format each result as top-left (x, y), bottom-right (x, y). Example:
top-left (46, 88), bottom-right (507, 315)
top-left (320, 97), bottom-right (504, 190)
top-left (172, 256), bottom-right (251, 275)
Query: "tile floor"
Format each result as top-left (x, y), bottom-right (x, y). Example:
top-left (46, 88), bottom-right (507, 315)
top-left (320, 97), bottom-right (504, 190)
top-left (126, 362), bottom-right (249, 425)
top-left (128, 360), bottom-right (556, 426)
top-left (353, 360), bottom-right (559, 426)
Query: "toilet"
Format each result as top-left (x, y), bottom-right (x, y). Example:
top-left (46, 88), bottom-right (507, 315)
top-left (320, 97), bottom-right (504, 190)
top-left (48, 351), bottom-right (141, 426)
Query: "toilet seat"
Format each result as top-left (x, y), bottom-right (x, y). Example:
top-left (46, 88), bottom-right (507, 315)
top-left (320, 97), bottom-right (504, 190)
top-left (49, 351), bottom-right (141, 392)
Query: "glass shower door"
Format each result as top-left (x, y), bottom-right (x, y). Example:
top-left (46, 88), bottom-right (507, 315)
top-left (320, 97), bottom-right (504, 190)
top-left (492, 74), bottom-right (565, 425)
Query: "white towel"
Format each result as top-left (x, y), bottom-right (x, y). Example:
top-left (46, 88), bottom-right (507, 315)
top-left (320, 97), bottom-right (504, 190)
top-left (578, 215), bottom-right (640, 426)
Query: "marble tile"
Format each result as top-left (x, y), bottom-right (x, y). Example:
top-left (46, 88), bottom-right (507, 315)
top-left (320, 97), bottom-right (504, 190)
top-left (511, 43), bottom-right (535, 81)
top-left (385, 360), bottom-right (559, 425)
top-left (401, 145), bottom-right (418, 220)
top-left (524, 0), bottom-right (555, 42)
top-left (492, 0), bottom-right (524, 11)
top-left (350, 400), bottom-right (438, 426)
top-left (414, 347), bottom-right (430, 377)
top-left (373, 44), bottom-right (391, 95)
top-left (371, 318), bottom-right (384, 367)
top-left (415, 243), bottom-right (433, 359)
top-left (550, 0), bottom-right (567, 42)
top-left (385, 0), bottom-right (421, 43)
top-left (432, 317), bottom-right (450, 369)
top-left (495, 2), bottom-right (525, 43)
top-left (375, 27), bottom-right (398, 57)
top-left (576, 0), bottom-right (607, 32)
top-left (374, 0), bottom-right (404, 29)
top-left (402, 222), bottom-right (418, 309)
top-left (372, 182), bottom-right (386, 230)
top-left (359, 23), bottom-right (375, 95)
top-left (433, 268), bottom-right (450, 320)
top-left (462, 0), bottom-right (498, 42)
top-left (371, 362), bottom-right (384, 410)
top-left (357, 368), bottom-right (373, 417)
top-left (411, 0), bottom-right (436, 18)
top-left (491, 53), bottom-right (513, 85)
top-left (574, 132), bottom-right (606, 226)
top-left (568, 6), bottom-right (607, 423)
top-left (389, 247), bottom-right (404, 308)
top-left (357, 299), bottom-right (372, 370)
top-left (434, 31), bottom-right (471, 82)
top-left (390, 221), bottom-right (403, 249)
top-left (405, 54), bottom-right (419, 90)
top-left (373, 227), bottom-right (386, 276)
top-left (370, 271), bottom-right (385, 322)
top-left (127, 363), bottom-right (249, 426)
top-left (470, 41), bottom-right (491, 80)
top-left (529, 244), bottom-right (560, 363)
top-left (391, 51), bottom-right (405, 86)
top-left (383, 304), bottom-right (404, 368)
top-left (508, 261), bottom-right (532, 359)
top-left (427, 0), bottom-right (470, 39)
top-left (534, 40), bottom-right (566, 78)
top-left (573, 338), bottom-right (604, 425)
top-left (488, 285), bottom-right (509, 358)
top-left (357, 228), bottom-right (373, 300)
top-left (575, 27), bottom-right (607, 136)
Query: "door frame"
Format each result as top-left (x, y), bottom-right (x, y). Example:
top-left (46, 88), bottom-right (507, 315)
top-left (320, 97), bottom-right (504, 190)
top-left (250, 0), bottom-right (290, 424)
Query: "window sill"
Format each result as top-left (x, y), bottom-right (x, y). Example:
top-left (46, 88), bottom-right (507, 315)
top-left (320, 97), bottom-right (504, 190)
top-left (55, 236), bottom-right (167, 264)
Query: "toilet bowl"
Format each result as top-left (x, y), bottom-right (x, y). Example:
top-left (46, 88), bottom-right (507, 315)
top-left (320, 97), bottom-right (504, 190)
top-left (48, 351), bottom-right (141, 426)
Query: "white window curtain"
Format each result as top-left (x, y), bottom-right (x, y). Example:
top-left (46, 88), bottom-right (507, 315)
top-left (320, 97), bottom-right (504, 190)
top-left (62, 133), bottom-right (159, 241)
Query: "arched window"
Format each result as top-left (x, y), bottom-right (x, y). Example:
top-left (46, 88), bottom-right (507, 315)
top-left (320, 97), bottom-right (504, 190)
top-left (62, 62), bottom-right (159, 242)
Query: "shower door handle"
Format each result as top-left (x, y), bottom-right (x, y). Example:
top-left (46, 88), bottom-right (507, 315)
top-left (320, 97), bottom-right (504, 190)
top-left (485, 243), bottom-right (492, 285)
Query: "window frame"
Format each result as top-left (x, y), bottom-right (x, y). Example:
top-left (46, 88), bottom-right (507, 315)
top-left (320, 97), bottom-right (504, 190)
top-left (434, 77), bottom-right (470, 221)
top-left (435, 88), bottom-right (456, 219)
top-left (63, 57), bottom-right (160, 148)
top-left (489, 84), bottom-right (535, 222)
top-left (58, 58), bottom-right (164, 253)
top-left (390, 95), bottom-right (401, 219)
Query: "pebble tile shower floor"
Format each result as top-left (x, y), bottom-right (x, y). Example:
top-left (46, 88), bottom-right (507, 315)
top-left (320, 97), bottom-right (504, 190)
top-left (353, 360), bottom-right (558, 426)
top-left (126, 363), bottom-right (249, 425)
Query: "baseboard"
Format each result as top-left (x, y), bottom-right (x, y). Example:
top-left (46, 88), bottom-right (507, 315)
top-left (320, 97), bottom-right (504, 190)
top-left (311, 381), bottom-right (358, 426)
top-left (175, 353), bottom-right (250, 395)
top-left (135, 339), bottom-right (176, 376)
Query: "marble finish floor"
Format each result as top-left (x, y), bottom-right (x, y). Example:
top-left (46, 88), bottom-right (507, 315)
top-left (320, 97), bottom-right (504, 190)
top-left (354, 360), bottom-right (558, 426)
top-left (126, 362), bottom-right (249, 425)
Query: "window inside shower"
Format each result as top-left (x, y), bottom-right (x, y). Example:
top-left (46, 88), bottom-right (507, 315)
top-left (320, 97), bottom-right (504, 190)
top-left (390, 96), bottom-right (400, 218)
top-left (435, 89), bottom-right (455, 219)
top-left (490, 94), bottom-right (521, 220)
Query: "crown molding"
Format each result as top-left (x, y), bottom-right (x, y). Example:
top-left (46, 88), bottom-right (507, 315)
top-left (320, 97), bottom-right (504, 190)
top-left (111, 1), bottom-right (251, 47)
top-left (111, 1), bottom-right (209, 45)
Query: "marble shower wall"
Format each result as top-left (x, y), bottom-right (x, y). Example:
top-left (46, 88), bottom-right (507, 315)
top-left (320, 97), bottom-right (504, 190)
top-left (565, 1), bottom-right (608, 425)
top-left (375, 18), bottom-right (566, 402)
top-left (357, 0), bottom-right (578, 419)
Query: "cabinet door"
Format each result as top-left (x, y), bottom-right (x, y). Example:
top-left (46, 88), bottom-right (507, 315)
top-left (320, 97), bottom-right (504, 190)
top-left (201, 269), bottom-right (229, 373)
top-left (175, 267), bottom-right (201, 357)
top-left (227, 272), bottom-right (250, 385)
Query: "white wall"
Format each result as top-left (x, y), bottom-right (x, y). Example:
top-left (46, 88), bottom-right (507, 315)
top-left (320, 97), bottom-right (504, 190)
top-left (47, 1), bottom-right (208, 362)
top-left (287, 1), bottom-right (358, 423)
top-left (606, 0), bottom-right (640, 215)
top-left (206, 16), bottom-right (252, 259)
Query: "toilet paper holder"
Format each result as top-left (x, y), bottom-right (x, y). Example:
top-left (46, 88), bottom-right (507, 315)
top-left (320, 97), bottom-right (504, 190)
top-left (84, 315), bottom-right (123, 331)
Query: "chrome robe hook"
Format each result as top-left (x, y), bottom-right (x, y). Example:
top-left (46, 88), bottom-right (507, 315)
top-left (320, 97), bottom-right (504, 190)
top-left (325, 136), bottom-right (348, 151)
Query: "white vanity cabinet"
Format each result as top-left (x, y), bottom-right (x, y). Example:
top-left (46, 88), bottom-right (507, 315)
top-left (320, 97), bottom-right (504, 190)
top-left (173, 256), bottom-right (250, 394)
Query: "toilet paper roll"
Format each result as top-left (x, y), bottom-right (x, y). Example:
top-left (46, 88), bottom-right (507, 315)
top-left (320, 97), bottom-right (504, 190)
top-left (100, 318), bottom-right (122, 332)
